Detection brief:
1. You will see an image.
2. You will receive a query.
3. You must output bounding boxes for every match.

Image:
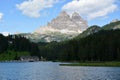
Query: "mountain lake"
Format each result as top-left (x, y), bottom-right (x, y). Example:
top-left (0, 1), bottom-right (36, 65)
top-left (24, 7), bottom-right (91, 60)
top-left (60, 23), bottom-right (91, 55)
top-left (0, 62), bottom-right (120, 80)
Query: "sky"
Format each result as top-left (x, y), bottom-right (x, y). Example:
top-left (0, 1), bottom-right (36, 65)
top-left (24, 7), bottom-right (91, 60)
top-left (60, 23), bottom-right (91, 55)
top-left (0, 0), bottom-right (120, 35)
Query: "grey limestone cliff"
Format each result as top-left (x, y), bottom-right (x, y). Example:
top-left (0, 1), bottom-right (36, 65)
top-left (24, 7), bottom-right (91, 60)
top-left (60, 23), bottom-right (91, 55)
top-left (47, 11), bottom-right (88, 32)
top-left (19, 11), bottom-right (88, 42)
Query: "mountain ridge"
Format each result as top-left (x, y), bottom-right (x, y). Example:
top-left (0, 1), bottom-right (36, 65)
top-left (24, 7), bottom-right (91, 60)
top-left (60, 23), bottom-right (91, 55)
top-left (17, 11), bottom-right (88, 42)
top-left (13, 11), bottom-right (120, 43)
top-left (35, 11), bottom-right (88, 34)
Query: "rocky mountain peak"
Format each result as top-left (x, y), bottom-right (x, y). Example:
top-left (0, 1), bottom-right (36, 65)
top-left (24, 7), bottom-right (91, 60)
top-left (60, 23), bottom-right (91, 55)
top-left (35, 11), bottom-right (88, 37)
top-left (19, 11), bottom-right (89, 42)
top-left (72, 12), bottom-right (82, 21)
top-left (58, 11), bottom-right (70, 18)
top-left (46, 11), bottom-right (88, 32)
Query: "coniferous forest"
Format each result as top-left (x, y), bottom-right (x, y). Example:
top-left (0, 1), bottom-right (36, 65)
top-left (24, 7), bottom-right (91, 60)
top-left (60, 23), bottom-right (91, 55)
top-left (39, 29), bottom-right (120, 61)
top-left (0, 34), bottom-right (39, 60)
top-left (0, 29), bottom-right (120, 61)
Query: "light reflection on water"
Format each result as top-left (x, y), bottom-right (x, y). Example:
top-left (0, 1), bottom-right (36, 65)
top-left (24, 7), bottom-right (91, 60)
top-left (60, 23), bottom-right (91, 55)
top-left (0, 62), bottom-right (120, 80)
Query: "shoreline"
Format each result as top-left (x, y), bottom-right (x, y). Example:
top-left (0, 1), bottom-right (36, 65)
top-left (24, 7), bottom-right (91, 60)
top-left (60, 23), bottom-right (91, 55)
top-left (0, 60), bottom-right (44, 63)
top-left (1, 61), bottom-right (120, 67)
top-left (60, 62), bottom-right (120, 67)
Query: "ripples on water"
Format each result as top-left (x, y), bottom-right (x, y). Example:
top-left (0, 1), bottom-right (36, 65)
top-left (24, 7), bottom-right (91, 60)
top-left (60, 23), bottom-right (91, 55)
top-left (0, 62), bottom-right (120, 80)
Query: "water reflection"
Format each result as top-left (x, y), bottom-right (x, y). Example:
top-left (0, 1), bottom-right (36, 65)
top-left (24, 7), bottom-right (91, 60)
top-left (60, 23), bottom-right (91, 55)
top-left (0, 62), bottom-right (120, 80)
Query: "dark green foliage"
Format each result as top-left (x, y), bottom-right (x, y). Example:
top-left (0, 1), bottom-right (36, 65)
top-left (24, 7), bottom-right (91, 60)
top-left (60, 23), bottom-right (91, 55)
top-left (0, 34), bottom-right (40, 60)
top-left (0, 34), bottom-right (8, 53)
top-left (30, 42), bottom-right (40, 56)
top-left (38, 29), bottom-right (120, 61)
top-left (102, 21), bottom-right (120, 30)
top-left (60, 62), bottom-right (120, 67)
top-left (1, 20), bottom-right (119, 61)
top-left (76, 25), bottom-right (101, 39)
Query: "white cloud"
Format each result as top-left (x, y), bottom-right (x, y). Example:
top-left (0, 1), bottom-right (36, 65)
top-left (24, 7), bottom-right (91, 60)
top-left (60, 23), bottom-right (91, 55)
top-left (16, 0), bottom-right (59, 18)
top-left (62, 0), bottom-right (117, 20)
top-left (0, 12), bottom-right (3, 21)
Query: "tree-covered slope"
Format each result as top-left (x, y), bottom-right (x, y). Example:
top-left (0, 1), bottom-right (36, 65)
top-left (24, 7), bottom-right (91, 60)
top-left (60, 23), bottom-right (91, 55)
top-left (75, 25), bottom-right (101, 39)
top-left (0, 34), bottom-right (40, 61)
top-left (1, 20), bottom-right (120, 61)
top-left (102, 21), bottom-right (120, 30)
top-left (39, 29), bottom-right (120, 61)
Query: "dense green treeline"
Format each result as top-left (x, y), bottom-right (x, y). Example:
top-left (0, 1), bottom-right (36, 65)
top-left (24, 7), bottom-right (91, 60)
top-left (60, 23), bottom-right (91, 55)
top-left (1, 29), bottom-right (120, 61)
top-left (0, 34), bottom-right (39, 60)
top-left (39, 29), bottom-right (120, 61)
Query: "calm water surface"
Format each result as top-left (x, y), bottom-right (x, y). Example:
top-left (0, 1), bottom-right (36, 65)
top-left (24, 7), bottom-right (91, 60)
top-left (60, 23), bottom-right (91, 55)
top-left (0, 62), bottom-right (120, 80)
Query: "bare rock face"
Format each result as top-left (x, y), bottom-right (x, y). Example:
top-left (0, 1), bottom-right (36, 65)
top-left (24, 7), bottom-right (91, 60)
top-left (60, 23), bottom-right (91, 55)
top-left (47, 11), bottom-right (77, 31)
top-left (72, 12), bottom-right (88, 31)
top-left (46, 11), bottom-right (88, 33)
top-left (32, 11), bottom-right (88, 42)
top-left (72, 12), bottom-right (82, 21)
top-left (58, 11), bottom-right (70, 18)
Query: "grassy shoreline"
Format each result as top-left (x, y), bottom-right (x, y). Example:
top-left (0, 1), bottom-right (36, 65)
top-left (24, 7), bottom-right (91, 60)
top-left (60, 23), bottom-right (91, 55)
top-left (60, 62), bottom-right (120, 67)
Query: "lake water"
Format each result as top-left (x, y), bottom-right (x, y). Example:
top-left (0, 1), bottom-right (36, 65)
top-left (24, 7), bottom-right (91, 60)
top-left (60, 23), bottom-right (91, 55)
top-left (0, 62), bottom-right (120, 80)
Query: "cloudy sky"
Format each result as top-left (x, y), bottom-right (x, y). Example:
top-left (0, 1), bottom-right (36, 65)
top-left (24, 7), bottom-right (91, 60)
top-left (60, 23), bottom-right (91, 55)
top-left (0, 0), bottom-right (120, 34)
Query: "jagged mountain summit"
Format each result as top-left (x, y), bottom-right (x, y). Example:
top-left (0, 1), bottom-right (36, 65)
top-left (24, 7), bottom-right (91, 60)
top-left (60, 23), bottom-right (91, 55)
top-left (11, 18), bottom-right (120, 43)
top-left (18, 11), bottom-right (88, 42)
top-left (35, 11), bottom-right (88, 34)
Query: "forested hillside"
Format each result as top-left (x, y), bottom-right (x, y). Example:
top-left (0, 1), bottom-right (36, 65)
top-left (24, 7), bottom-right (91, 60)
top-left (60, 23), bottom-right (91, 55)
top-left (39, 29), bottom-right (120, 61)
top-left (1, 27), bottom-right (120, 61)
top-left (0, 34), bottom-right (39, 60)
